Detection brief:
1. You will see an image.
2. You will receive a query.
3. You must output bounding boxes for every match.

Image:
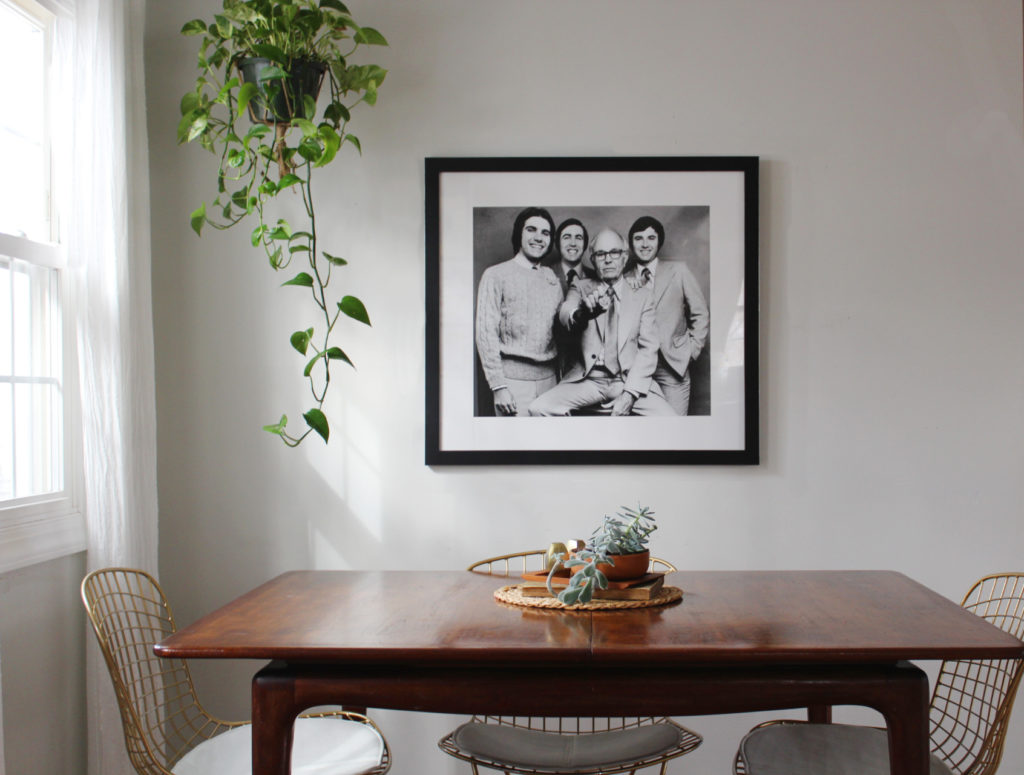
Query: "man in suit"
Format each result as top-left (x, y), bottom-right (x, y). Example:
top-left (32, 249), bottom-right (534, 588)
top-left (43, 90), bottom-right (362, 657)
top-left (528, 228), bottom-right (675, 417)
top-left (550, 218), bottom-right (592, 295)
top-left (626, 215), bottom-right (709, 415)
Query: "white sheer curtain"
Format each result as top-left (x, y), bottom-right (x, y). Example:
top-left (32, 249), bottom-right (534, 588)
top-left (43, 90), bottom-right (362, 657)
top-left (56, 0), bottom-right (159, 772)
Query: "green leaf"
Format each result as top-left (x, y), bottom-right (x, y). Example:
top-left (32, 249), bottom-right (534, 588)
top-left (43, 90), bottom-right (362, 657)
top-left (291, 117), bottom-right (317, 137)
top-left (319, 0), bottom-right (350, 13)
top-left (180, 19), bottom-right (207, 36)
top-left (226, 149), bottom-right (245, 168)
top-left (303, 352), bottom-right (322, 377)
top-left (180, 91), bottom-right (200, 116)
top-left (277, 173), bottom-right (301, 189)
top-left (252, 43), bottom-right (288, 64)
top-left (251, 224), bottom-right (267, 246)
top-left (315, 125), bottom-right (341, 167)
top-left (256, 64), bottom-right (288, 81)
top-left (298, 137), bottom-right (323, 162)
top-left (324, 101), bottom-right (350, 126)
top-left (303, 409), bottom-right (329, 443)
top-left (354, 26), bottom-right (388, 46)
top-left (236, 81), bottom-right (259, 119)
top-left (186, 114), bottom-right (209, 142)
top-left (213, 14), bottom-right (233, 38)
top-left (323, 252), bottom-right (347, 266)
top-left (190, 203), bottom-right (206, 236)
top-left (289, 245), bottom-right (311, 254)
top-left (302, 94), bottom-right (317, 120)
top-left (222, 4), bottom-right (259, 23)
top-left (290, 328), bottom-right (314, 354)
top-left (325, 346), bottom-right (353, 367)
top-left (338, 295), bottom-right (370, 325)
top-left (344, 134), bottom-right (361, 154)
top-left (282, 272), bottom-right (314, 288)
top-left (262, 414), bottom-right (288, 434)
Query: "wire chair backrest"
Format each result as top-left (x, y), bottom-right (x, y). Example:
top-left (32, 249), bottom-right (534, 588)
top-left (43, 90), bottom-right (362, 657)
top-left (464, 552), bottom-right (677, 734)
top-left (467, 551), bottom-right (677, 576)
top-left (929, 573), bottom-right (1024, 775)
top-left (81, 567), bottom-right (236, 775)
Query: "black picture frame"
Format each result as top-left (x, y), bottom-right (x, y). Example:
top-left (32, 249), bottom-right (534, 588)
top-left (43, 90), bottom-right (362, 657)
top-left (425, 156), bottom-right (759, 465)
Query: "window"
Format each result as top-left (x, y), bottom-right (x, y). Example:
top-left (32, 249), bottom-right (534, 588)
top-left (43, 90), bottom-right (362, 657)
top-left (0, 0), bottom-right (83, 572)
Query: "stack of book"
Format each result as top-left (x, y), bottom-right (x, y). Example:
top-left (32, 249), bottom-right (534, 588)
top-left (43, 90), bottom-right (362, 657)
top-left (518, 571), bottom-right (666, 600)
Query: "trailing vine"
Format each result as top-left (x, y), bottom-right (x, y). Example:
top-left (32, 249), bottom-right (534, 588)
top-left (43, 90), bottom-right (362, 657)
top-left (178, 0), bottom-right (387, 445)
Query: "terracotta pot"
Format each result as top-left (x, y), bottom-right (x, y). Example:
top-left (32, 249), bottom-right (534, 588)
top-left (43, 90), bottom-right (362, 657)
top-left (572, 550), bottom-right (650, 581)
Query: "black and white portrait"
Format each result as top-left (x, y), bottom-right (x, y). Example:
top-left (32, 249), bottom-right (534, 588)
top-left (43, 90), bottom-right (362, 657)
top-left (472, 205), bottom-right (711, 419)
top-left (426, 157), bottom-right (757, 465)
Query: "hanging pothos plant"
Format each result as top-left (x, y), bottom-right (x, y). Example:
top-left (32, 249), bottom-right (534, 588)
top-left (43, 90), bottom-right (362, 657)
top-left (178, 0), bottom-right (387, 446)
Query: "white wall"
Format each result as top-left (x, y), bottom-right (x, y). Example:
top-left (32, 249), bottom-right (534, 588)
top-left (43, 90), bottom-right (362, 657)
top-left (0, 553), bottom-right (86, 774)
top-left (145, 1), bottom-right (1024, 772)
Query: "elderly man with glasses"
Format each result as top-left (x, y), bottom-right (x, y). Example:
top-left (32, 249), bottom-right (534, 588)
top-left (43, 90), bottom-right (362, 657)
top-left (528, 228), bottom-right (675, 417)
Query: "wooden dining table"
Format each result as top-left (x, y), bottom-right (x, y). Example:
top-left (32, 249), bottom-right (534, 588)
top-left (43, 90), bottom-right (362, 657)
top-left (154, 569), bottom-right (1024, 775)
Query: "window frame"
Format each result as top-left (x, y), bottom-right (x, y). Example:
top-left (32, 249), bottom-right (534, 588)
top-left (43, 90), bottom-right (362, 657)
top-left (0, 0), bottom-right (84, 574)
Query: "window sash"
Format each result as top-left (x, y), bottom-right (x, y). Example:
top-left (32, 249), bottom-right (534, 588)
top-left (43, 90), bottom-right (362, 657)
top-left (0, 0), bottom-right (83, 572)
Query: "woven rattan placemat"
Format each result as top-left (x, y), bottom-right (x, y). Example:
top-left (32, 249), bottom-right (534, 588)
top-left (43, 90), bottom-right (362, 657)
top-left (494, 584), bottom-right (683, 610)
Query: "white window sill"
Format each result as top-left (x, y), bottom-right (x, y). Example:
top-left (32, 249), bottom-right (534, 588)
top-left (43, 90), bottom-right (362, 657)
top-left (0, 497), bottom-right (85, 574)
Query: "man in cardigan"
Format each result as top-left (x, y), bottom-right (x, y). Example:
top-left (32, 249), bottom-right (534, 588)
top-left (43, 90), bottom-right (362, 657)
top-left (475, 207), bottom-right (564, 416)
top-left (626, 215), bottom-right (710, 415)
top-left (528, 229), bottom-right (675, 417)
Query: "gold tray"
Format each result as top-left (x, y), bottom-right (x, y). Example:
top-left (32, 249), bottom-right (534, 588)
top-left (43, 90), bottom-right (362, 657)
top-left (495, 584), bottom-right (683, 610)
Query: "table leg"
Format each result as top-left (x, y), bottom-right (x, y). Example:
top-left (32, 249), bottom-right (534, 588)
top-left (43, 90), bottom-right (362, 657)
top-left (876, 663), bottom-right (930, 775)
top-left (807, 705), bottom-right (832, 723)
top-left (252, 666), bottom-right (300, 775)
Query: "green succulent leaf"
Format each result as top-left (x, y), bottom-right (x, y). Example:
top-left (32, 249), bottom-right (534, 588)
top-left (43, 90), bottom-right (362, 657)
top-left (189, 203), bottom-right (206, 236)
top-left (283, 272), bottom-right (314, 288)
top-left (338, 295), bottom-right (370, 325)
top-left (303, 409), bottom-right (329, 443)
top-left (290, 328), bottom-right (313, 354)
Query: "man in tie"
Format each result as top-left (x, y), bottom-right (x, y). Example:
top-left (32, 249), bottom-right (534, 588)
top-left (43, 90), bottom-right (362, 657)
top-left (626, 215), bottom-right (710, 415)
top-left (475, 207), bottom-right (564, 416)
top-left (549, 218), bottom-right (594, 377)
top-left (550, 218), bottom-right (593, 295)
top-left (528, 228), bottom-right (675, 417)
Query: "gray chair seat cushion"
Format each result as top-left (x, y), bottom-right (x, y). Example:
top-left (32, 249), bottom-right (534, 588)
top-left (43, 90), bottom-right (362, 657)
top-left (740, 724), bottom-right (953, 775)
top-left (450, 721), bottom-right (685, 771)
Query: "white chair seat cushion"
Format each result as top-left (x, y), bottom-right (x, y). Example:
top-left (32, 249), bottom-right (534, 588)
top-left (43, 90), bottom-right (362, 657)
top-left (172, 717), bottom-right (385, 775)
top-left (739, 724), bottom-right (953, 775)
top-left (450, 721), bottom-right (685, 771)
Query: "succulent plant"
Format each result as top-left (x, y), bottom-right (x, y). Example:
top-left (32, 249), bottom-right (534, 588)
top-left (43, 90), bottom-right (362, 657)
top-left (546, 505), bottom-right (657, 605)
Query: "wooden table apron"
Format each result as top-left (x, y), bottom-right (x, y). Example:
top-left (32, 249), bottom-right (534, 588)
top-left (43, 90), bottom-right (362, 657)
top-left (154, 570), bottom-right (1024, 775)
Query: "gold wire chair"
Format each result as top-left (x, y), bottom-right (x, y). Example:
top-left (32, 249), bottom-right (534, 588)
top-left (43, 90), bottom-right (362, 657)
top-left (733, 572), bottom-right (1024, 775)
top-left (81, 567), bottom-right (392, 775)
top-left (440, 551), bottom-right (699, 775)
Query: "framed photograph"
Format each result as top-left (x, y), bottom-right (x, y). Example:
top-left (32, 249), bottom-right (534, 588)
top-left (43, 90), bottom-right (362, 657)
top-left (425, 156), bottom-right (758, 465)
